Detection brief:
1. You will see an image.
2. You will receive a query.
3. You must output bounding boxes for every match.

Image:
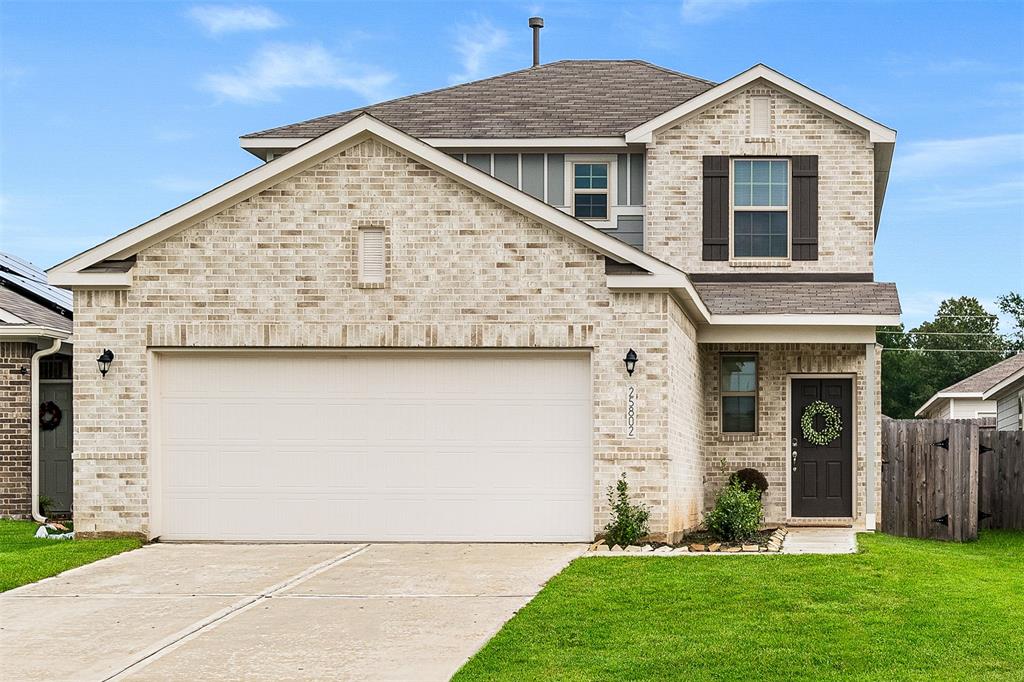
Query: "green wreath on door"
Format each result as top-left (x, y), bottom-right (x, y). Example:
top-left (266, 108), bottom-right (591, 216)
top-left (800, 400), bottom-right (842, 446)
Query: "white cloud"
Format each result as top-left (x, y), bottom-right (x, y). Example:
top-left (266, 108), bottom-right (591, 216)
top-left (187, 5), bottom-right (285, 35)
top-left (680, 0), bottom-right (760, 23)
top-left (895, 133), bottom-right (1024, 179)
top-left (200, 43), bottom-right (395, 103)
top-left (448, 20), bottom-right (508, 85)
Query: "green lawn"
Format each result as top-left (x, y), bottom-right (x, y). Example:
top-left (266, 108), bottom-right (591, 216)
top-left (455, 531), bottom-right (1024, 681)
top-left (0, 520), bottom-right (141, 592)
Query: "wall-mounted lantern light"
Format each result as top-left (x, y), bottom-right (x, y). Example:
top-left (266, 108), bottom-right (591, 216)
top-left (96, 349), bottom-right (114, 377)
top-left (623, 348), bottom-right (638, 376)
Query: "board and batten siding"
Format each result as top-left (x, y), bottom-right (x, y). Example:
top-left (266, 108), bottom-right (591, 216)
top-left (447, 151), bottom-right (645, 249)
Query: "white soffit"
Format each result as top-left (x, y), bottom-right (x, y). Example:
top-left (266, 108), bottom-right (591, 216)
top-left (50, 114), bottom-right (679, 286)
top-left (981, 364), bottom-right (1024, 400)
top-left (625, 64), bottom-right (897, 144)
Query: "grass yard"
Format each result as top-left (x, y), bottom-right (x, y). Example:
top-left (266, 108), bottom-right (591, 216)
top-left (0, 520), bottom-right (141, 592)
top-left (455, 531), bottom-right (1024, 681)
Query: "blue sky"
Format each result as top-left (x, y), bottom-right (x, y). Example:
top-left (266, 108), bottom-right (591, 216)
top-left (1, 0), bottom-right (1021, 327)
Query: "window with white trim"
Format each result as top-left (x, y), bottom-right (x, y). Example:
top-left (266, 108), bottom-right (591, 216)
top-left (572, 162), bottom-right (609, 220)
top-left (358, 227), bottom-right (386, 284)
top-left (721, 354), bottom-right (757, 433)
top-left (732, 159), bottom-right (789, 259)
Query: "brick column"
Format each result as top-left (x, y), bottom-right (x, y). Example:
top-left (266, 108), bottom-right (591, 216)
top-left (0, 342), bottom-right (34, 518)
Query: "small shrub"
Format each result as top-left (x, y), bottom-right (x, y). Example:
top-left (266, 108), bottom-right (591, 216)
top-left (604, 473), bottom-right (650, 547)
top-left (705, 476), bottom-right (763, 542)
top-left (733, 468), bottom-right (769, 496)
top-left (38, 495), bottom-right (55, 518)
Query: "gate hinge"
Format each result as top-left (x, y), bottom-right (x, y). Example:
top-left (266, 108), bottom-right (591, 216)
top-left (933, 514), bottom-right (950, 526)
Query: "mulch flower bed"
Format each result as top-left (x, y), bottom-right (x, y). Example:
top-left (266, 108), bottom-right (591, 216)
top-left (589, 527), bottom-right (787, 554)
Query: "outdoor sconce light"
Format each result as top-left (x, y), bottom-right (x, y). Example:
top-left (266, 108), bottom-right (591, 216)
top-left (623, 348), bottom-right (638, 376)
top-left (96, 349), bottom-right (114, 377)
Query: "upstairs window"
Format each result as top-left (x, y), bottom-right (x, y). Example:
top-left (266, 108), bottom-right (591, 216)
top-left (732, 159), bottom-right (789, 258)
top-left (573, 163), bottom-right (608, 220)
top-left (721, 354), bottom-right (757, 433)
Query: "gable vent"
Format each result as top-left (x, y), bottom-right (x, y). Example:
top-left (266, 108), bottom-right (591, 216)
top-left (358, 227), bottom-right (386, 284)
top-left (749, 96), bottom-right (772, 138)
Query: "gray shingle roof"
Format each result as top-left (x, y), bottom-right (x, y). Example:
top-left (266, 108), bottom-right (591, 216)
top-left (0, 287), bottom-right (72, 333)
top-left (693, 282), bottom-right (901, 316)
top-left (242, 60), bottom-right (716, 140)
top-left (939, 353), bottom-right (1024, 394)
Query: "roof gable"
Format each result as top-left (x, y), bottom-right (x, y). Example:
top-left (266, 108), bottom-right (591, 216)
top-left (625, 64), bottom-right (896, 144)
top-left (49, 114), bottom-right (681, 286)
top-left (915, 353), bottom-right (1024, 415)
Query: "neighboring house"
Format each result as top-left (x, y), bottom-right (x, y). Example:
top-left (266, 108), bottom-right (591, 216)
top-left (915, 354), bottom-right (1024, 421)
top-left (49, 60), bottom-right (901, 542)
top-left (1, 252), bottom-right (74, 519)
top-left (981, 354), bottom-right (1024, 431)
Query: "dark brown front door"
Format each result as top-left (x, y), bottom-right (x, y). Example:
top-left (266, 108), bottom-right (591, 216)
top-left (791, 378), bottom-right (853, 517)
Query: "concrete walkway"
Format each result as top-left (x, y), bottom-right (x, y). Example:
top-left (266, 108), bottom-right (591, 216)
top-left (780, 527), bottom-right (858, 554)
top-left (1, 543), bottom-right (584, 681)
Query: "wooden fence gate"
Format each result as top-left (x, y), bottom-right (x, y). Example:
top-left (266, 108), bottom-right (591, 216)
top-left (882, 419), bottom-right (1024, 541)
top-left (979, 429), bottom-right (1024, 530)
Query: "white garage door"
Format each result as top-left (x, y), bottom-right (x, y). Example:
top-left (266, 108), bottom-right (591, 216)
top-left (155, 352), bottom-right (592, 542)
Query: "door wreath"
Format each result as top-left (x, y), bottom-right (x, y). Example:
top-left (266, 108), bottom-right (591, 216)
top-left (800, 400), bottom-right (841, 446)
top-left (39, 401), bottom-right (62, 431)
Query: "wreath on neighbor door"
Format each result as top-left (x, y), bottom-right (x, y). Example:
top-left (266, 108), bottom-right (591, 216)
top-left (800, 400), bottom-right (841, 446)
top-left (39, 401), bottom-right (63, 431)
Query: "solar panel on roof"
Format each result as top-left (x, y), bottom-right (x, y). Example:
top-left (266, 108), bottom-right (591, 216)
top-left (0, 251), bottom-right (74, 310)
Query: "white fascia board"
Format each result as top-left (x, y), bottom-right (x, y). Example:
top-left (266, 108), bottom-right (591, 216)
top-left (239, 137), bottom-right (307, 150)
top-left (625, 64), bottom-right (897, 145)
top-left (423, 137), bottom-right (629, 149)
top-left (698, 324), bottom-right (877, 344)
top-left (48, 270), bottom-right (132, 289)
top-left (708, 314), bottom-right (902, 327)
top-left (981, 364), bottom-right (1024, 400)
top-left (51, 114), bottom-right (673, 281)
top-left (0, 325), bottom-right (71, 340)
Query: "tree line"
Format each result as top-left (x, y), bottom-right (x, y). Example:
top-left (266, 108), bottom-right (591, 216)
top-left (878, 292), bottom-right (1024, 418)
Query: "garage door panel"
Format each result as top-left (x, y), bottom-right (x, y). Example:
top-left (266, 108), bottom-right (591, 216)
top-left (157, 352), bottom-right (591, 541)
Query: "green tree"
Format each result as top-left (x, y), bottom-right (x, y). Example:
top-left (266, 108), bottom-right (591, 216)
top-left (997, 291), bottom-right (1024, 352)
top-left (878, 297), bottom-right (1008, 418)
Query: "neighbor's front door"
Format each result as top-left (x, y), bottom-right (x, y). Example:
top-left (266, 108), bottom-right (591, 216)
top-left (791, 378), bottom-right (853, 517)
top-left (40, 382), bottom-right (74, 513)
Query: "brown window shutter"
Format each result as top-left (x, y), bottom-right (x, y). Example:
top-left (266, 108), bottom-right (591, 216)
top-left (791, 155), bottom-right (819, 261)
top-left (702, 156), bottom-right (729, 261)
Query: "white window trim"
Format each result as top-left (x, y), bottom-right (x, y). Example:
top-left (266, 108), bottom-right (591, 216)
top-left (570, 161), bottom-right (611, 222)
top-left (729, 158), bottom-right (791, 261)
top-left (565, 154), bottom-right (617, 225)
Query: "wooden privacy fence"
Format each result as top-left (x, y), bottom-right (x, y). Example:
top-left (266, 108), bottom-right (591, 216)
top-left (979, 429), bottom-right (1024, 530)
top-left (881, 419), bottom-right (1024, 541)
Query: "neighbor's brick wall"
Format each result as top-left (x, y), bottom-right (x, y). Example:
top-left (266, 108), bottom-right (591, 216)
top-left (700, 343), bottom-right (881, 524)
top-left (0, 342), bottom-right (33, 518)
top-left (73, 137), bottom-right (699, 538)
top-left (645, 82), bottom-right (875, 275)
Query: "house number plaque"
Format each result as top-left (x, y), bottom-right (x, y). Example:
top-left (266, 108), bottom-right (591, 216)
top-left (625, 385), bottom-right (637, 439)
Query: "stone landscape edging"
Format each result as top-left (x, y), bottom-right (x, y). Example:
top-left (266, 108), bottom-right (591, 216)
top-left (585, 527), bottom-right (788, 556)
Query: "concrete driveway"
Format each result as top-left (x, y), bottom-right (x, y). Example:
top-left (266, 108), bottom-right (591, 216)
top-left (1, 542), bottom-right (584, 681)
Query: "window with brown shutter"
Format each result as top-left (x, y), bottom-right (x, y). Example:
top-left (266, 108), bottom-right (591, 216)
top-left (791, 155), bottom-right (819, 260)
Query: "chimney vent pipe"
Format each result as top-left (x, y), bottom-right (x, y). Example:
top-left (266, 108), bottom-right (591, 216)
top-left (529, 16), bottom-right (543, 67)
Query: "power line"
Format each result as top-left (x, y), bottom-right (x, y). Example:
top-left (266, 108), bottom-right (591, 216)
top-left (881, 348), bottom-right (1017, 353)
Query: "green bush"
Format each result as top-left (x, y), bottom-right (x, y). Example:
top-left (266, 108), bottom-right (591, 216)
top-left (705, 476), bottom-right (763, 542)
top-left (603, 473), bottom-right (650, 547)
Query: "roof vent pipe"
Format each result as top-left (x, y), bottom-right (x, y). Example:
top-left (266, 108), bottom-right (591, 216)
top-left (529, 16), bottom-right (544, 67)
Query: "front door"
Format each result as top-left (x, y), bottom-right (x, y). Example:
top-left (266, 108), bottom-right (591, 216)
top-left (40, 382), bottom-right (74, 514)
top-left (791, 378), bottom-right (853, 517)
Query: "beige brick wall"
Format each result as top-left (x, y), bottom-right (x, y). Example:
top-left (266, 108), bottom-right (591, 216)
top-left (700, 343), bottom-right (881, 524)
top-left (645, 82), bottom-right (875, 275)
top-left (0, 342), bottom-right (33, 518)
top-left (72, 137), bottom-right (702, 539)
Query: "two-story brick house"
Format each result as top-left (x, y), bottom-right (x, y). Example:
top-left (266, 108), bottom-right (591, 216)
top-left (49, 60), bottom-right (900, 541)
